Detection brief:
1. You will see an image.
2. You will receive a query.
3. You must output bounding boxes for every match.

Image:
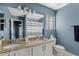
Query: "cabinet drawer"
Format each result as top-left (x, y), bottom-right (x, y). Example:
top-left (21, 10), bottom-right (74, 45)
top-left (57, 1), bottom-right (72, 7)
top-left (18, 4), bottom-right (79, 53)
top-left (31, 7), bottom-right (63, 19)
top-left (0, 52), bottom-right (10, 56)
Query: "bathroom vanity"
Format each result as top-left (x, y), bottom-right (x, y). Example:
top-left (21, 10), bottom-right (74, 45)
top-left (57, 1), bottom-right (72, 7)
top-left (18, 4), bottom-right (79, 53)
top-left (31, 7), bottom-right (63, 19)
top-left (0, 38), bottom-right (56, 56)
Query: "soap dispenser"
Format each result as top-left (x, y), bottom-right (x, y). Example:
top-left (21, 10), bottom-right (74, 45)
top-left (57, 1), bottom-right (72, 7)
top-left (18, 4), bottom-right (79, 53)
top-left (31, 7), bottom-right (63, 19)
top-left (50, 35), bottom-right (54, 39)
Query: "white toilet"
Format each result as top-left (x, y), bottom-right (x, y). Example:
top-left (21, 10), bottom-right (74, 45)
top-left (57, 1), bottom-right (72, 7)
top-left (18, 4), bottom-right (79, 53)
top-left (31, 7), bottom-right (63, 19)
top-left (53, 45), bottom-right (65, 56)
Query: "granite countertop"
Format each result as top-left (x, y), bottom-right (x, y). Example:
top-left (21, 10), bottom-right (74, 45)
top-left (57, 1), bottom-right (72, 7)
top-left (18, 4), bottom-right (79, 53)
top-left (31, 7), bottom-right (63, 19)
top-left (0, 38), bottom-right (55, 54)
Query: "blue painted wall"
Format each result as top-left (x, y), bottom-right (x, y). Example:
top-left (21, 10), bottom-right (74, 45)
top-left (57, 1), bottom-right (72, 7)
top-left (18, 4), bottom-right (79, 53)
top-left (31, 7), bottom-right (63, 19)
top-left (56, 3), bottom-right (79, 55)
top-left (0, 3), bottom-right (56, 39)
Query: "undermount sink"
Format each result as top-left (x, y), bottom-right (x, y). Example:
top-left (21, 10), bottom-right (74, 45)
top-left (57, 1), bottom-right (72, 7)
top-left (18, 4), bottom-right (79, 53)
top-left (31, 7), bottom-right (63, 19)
top-left (3, 44), bottom-right (19, 49)
top-left (31, 40), bottom-right (44, 45)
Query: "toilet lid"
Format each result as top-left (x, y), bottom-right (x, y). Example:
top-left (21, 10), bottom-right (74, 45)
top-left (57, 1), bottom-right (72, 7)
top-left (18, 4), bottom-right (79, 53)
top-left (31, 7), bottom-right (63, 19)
top-left (54, 45), bottom-right (65, 50)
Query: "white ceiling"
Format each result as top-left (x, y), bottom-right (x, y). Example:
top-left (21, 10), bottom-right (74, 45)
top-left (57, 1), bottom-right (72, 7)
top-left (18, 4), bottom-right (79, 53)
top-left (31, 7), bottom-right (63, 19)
top-left (40, 3), bottom-right (69, 10)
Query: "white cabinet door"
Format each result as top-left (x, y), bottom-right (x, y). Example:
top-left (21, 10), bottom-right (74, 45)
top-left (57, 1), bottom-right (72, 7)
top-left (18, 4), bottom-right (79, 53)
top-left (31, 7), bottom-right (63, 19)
top-left (45, 42), bottom-right (54, 56)
top-left (9, 51), bottom-right (16, 56)
top-left (15, 48), bottom-right (31, 56)
top-left (0, 52), bottom-right (10, 56)
top-left (32, 44), bottom-right (45, 56)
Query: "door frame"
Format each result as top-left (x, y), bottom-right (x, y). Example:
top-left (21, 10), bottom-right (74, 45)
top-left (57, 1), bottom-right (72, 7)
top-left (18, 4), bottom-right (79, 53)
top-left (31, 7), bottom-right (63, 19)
top-left (10, 18), bottom-right (23, 39)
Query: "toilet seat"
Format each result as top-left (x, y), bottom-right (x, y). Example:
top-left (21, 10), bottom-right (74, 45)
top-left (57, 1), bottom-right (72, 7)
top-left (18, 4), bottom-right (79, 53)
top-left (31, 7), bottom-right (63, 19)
top-left (53, 45), bottom-right (65, 56)
top-left (54, 45), bottom-right (65, 50)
